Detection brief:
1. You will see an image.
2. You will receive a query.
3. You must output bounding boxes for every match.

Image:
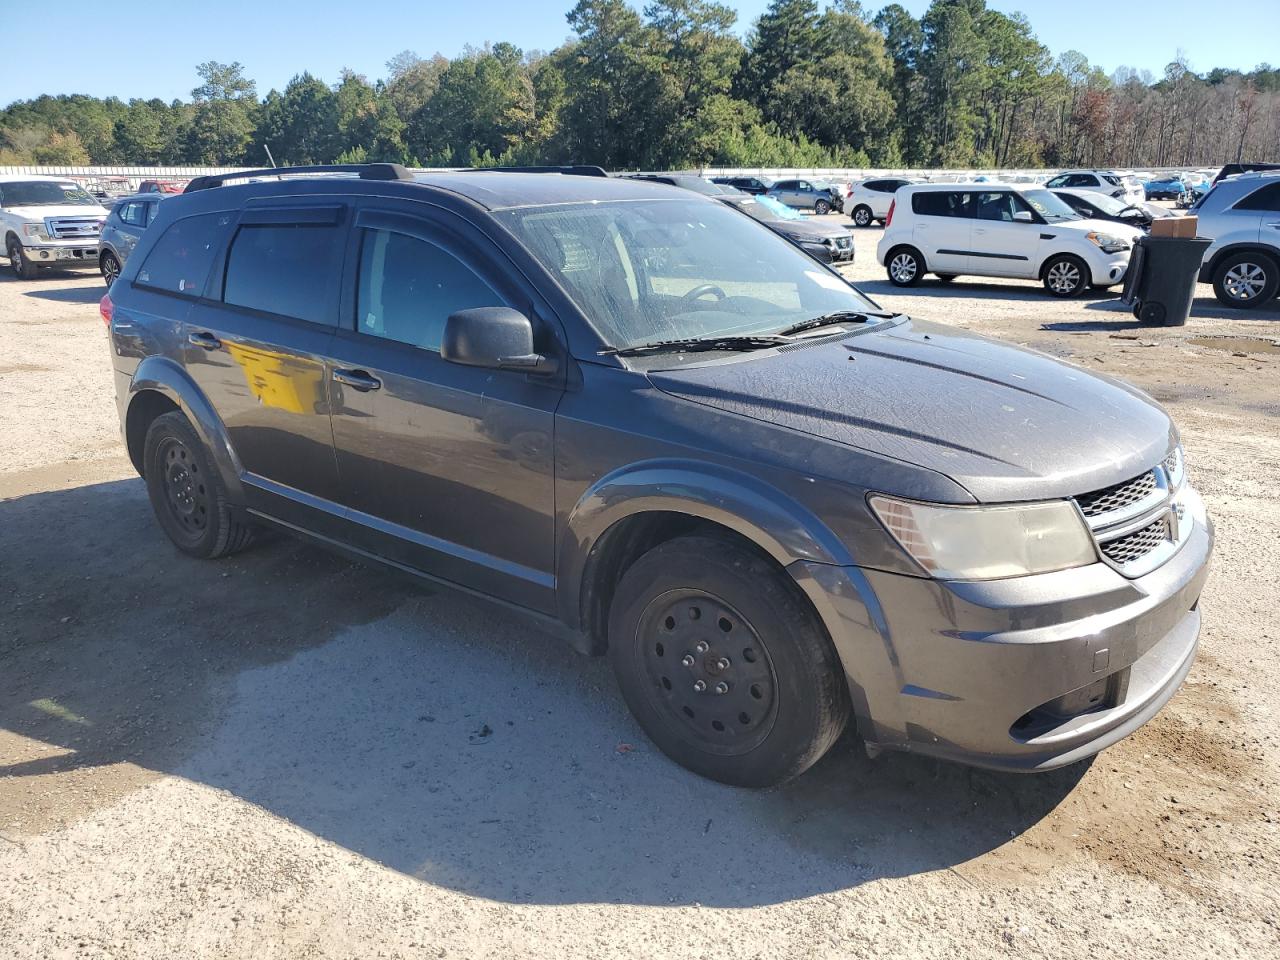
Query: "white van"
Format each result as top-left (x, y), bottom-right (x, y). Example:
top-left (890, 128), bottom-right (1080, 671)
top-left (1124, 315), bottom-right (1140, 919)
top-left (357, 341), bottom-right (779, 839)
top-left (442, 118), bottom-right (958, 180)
top-left (876, 183), bottom-right (1144, 297)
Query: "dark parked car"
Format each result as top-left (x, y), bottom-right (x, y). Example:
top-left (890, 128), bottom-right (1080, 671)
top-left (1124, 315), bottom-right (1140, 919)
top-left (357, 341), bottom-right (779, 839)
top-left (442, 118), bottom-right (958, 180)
top-left (98, 192), bottom-right (172, 285)
top-left (710, 175), bottom-right (775, 195)
top-left (720, 194), bottom-right (853, 262)
top-left (1051, 187), bottom-right (1175, 231)
top-left (105, 163), bottom-right (1212, 787)
top-left (623, 174), bottom-right (735, 196)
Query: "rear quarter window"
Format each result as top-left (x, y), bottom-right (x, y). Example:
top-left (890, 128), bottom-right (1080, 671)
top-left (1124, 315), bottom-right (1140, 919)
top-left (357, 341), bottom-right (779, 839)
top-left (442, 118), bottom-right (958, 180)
top-left (1234, 183), bottom-right (1280, 212)
top-left (135, 212), bottom-right (234, 297)
top-left (912, 191), bottom-right (971, 218)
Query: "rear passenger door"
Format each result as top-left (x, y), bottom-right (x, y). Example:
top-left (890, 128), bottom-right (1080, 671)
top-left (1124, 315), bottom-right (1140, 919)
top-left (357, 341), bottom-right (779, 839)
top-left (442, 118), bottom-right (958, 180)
top-left (910, 190), bottom-right (973, 273)
top-left (183, 201), bottom-right (348, 527)
top-left (326, 204), bottom-right (565, 613)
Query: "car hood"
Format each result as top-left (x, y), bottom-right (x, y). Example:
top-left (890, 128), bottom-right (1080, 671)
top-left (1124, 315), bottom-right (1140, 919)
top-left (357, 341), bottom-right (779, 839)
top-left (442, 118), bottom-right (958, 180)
top-left (770, 219), bottom-right (850, 242)
top-left (647, 317), bottom-right (1174, 503)
top-left (1055, 217), bottom-right (1145, 241)
top-left (4, 203), bottom-right (109, 220)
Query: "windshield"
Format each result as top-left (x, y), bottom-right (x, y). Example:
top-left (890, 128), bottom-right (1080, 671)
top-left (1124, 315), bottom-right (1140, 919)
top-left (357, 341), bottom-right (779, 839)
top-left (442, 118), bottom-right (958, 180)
top-left (753, 195), bottom-right (803, 220)
top-left (1020, 189), bottom-right (1080, 223)
top-left (1084, 192), bottom-right (1130, 216)
top-left (500, 198), bottom-right (877, 351)
top-left (0, 180), bottom-right (99, 207)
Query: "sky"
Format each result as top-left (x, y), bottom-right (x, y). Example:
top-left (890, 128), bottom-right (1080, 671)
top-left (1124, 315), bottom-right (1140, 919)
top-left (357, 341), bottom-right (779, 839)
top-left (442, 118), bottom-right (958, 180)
top-left (2, 0), bottom-right (1275, 106)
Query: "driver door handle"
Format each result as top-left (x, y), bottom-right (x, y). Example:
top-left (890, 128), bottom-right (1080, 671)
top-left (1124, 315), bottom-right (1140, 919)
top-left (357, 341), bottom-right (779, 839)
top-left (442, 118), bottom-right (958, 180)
top-left (188, 331), bottom-right (222, 350)
top-left (332, 368), bottom-right (382, 392)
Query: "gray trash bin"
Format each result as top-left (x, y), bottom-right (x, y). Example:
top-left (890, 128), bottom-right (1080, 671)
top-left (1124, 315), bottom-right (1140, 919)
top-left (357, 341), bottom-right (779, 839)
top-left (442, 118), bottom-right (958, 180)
top-left (1120, 235), bottom-right (1212, 326)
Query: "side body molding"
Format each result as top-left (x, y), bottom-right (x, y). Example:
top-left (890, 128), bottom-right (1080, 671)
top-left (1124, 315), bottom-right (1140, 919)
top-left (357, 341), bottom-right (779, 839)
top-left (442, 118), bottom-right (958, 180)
top-left (128, 355), bottom-right (245, 502)
top-left (556, 458), bottom-right (858, 631)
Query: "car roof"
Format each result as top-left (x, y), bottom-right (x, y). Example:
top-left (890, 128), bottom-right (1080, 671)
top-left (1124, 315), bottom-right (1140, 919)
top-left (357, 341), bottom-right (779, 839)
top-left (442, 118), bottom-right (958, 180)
top-left (0, 173), bottom-right (84, 184)
top-left (1052, 188), bottom-right (1102, 199)
top-left (900, 182), bottom-right (1037, 192)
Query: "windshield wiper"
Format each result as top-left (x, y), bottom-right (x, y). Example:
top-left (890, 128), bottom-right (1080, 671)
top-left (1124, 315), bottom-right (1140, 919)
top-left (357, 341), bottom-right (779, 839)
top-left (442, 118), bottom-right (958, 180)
top-left (599, 334), bottom-right (789, 357)
top-left (775, 310), bottom-right (898, 337)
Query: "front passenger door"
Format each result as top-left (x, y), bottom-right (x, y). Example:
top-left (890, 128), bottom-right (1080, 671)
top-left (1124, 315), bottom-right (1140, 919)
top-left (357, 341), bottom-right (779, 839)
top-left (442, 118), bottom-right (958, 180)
top-left (327, 206), bottom-right (565, 612)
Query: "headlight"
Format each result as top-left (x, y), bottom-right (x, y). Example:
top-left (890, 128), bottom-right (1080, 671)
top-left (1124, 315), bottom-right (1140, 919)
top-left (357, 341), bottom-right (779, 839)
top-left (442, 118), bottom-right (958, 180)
top-left (869, 496), bottom-right (1097, 580)
top-left (1087, 231), bottom-right (1131, 253)
top-left (22, 223), bottom-right (47, 240)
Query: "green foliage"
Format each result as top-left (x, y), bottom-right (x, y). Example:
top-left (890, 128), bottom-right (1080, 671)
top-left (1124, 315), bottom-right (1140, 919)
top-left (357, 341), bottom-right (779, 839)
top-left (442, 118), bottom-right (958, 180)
top-left (1, 2), bottom-right (1276, 171)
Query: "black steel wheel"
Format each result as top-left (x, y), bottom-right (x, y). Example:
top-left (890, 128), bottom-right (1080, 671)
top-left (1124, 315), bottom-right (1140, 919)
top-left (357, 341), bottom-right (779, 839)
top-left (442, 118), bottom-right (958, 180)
top-left (143, 411), bottom-right (255, 559)
top-left (609, 535), bottom-right (850, 786)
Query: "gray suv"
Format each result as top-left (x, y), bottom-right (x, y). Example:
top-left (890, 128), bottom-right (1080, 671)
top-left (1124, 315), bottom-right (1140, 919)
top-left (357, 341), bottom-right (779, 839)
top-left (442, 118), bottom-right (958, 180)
top-left (98, 193), bottom-right (169, 285)
top-left (104, 164), bottom-right (1212, 786)
top-left (1190, 171), bottom-right (1280, 307)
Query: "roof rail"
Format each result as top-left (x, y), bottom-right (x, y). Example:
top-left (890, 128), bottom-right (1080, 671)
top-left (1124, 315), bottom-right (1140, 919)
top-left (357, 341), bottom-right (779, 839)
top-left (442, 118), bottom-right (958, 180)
top-left (454, 165), bottom-right (609, 178)
top-left (184, 163), bottom-right (415, 193)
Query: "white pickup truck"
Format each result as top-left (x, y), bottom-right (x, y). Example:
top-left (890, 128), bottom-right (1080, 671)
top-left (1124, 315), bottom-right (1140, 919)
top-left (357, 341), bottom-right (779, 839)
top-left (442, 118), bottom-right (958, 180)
top-left (1, 175), bottom-right (110, 279)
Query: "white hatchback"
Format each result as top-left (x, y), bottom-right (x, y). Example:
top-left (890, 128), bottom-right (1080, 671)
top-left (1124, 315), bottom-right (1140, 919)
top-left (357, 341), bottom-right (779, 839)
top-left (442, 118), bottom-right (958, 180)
top-left (876, 183), bottom-right (1144, 297)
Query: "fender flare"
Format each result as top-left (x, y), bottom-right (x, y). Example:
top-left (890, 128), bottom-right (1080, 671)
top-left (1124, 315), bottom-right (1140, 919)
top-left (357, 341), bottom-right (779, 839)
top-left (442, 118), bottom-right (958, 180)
top-left (127, 356), bottom-right (245, 502)
top-left (556, 458), bottom-right (857, 630)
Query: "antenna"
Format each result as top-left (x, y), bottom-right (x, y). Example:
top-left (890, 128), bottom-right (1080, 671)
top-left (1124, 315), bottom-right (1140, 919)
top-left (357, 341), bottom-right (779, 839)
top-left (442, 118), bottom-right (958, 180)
top-left (263, 144), bottom-right (278, 172)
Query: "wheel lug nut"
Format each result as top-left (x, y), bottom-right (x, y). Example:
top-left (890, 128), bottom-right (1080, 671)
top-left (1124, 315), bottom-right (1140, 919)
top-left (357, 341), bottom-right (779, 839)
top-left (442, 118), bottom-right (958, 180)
top-left (693, 680), bottom-right (707, 693)
top-left (681, 654), bottom-right (695, 667)
top-left (695, 641), bottom-right (709, 653)
top-left (714, 682), bottom-right (729, 695)
top-left (716, 657), bottom-right (730, 670)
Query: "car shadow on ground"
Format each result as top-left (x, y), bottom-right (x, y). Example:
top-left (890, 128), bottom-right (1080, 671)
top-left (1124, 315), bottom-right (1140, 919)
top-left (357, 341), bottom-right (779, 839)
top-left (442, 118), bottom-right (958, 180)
top-left (20, 284), bottom-right (106, 305)
top-left (857, 276), bottom-right (1119, 305)
top-left (0, 477), bottom-right (1089, 908)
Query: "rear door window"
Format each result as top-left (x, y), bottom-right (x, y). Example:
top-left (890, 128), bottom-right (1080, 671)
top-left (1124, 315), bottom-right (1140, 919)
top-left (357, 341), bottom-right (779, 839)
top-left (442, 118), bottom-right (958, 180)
top-left (222, 222), bottom-right (345, 325)
top-left (119, 202), bottom-right (146, 227)
top-left (135, 212), bottom-right (234, 297)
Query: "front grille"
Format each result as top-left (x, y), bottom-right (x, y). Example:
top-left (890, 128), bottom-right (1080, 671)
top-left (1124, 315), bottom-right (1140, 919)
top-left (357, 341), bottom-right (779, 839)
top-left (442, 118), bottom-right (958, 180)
top-left (1075, 471), bottom-right (1157, 518)
top-left (1099, 518), bottom-right (1169, 565)
top-left (47, 217), bottom-right (101, 240)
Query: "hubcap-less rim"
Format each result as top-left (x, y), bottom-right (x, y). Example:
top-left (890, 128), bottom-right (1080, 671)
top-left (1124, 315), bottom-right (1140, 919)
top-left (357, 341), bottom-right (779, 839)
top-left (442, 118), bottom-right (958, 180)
top-left (636, 590), bottom-right (779, 756)
top-left (1224, 262), bottom-right (1266, 301)
top-left (103, 256), bottom-right (120, 285)
top-left (8, 242), bottom-right (22, 275)
top-left (890, 253), bottom-right (918, 283)
top-left (1047, 260), bottom-right (1081, 293)
top-left (855, 208), bottom-right (871, 226)
top-left (159, 438), bottom-right (209, 541)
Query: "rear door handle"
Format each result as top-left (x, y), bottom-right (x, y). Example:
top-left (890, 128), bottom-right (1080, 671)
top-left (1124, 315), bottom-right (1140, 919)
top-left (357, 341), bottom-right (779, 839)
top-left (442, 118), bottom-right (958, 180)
top-left (332, 368), bottom-right (382, 392)
top-left (188, 331), bottom-right (222, 350)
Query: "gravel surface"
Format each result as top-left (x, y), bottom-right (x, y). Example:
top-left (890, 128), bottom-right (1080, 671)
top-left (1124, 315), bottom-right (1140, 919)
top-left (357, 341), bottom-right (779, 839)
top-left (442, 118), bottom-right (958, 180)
top-left (1, 232), bottom-right (1278, 959)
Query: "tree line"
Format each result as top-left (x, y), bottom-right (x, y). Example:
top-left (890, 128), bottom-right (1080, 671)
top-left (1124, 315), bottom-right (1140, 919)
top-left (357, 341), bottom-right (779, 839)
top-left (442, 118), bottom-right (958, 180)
top-left (2, 0), bottom-right (1277, 172)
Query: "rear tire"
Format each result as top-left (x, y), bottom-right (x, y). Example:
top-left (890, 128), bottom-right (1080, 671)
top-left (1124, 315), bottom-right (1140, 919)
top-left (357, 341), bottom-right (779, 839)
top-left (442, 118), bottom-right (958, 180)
top-left (1042, 254), bottom-right (1088, 297)
top-left (814, 199), bottom-right (831, 216)
top-left (1212, 252), bottom-right (1278, 308)
top-left (886, 246), bottom-right (924, 286)
top-left (7, 237), bottom-right (38, 280)
top-left (608, 535), bottom-right (850, 787)
top-left (100, 251), bottom-right (121, 287)
top-left (852, 205), bottom-right (873, 228)
top-left (143, 411), bottom-right (255, 559)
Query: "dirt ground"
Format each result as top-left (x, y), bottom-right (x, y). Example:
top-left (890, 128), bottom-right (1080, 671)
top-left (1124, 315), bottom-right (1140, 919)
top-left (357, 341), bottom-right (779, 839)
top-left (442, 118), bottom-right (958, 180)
top-left (1, 225), bottom-right (1278, 960)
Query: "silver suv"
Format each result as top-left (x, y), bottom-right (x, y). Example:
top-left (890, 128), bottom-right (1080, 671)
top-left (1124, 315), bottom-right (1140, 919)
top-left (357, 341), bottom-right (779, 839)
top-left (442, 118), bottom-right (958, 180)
top-left (1191, 171), bottom-right (1280, 307)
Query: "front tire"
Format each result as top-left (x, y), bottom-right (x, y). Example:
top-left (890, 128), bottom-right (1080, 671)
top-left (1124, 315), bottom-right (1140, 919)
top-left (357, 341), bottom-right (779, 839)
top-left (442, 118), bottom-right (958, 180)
top-left (1042, 254), bottom-right (1088, 297)
top-left (886, 246), bottom-right (924, 286)
top-left (7, 237), bottom-right (38, 280)
top-left (852, 205), bottom-right (873, 228)
top-left (608, 535), bottom-right (850, 787)
top-left (143, 411), bottom-right (255, 559)
top-left (1212, 252), bottom-right (1278, 308)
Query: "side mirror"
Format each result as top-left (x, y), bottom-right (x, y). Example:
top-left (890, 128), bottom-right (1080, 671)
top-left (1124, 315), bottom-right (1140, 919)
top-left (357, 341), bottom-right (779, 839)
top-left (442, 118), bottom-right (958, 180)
top-left (441, 307), bottom-right (556, 375)
top-left (1012, 210), bottom-right (1034, 223)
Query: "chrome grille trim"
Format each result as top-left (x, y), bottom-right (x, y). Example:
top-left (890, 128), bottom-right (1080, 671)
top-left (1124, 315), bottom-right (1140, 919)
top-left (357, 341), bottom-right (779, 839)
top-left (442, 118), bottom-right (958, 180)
top-left (45, 217), bottom-right (102, 240)
top-left (1074, 449), bottom-right (1188, 577)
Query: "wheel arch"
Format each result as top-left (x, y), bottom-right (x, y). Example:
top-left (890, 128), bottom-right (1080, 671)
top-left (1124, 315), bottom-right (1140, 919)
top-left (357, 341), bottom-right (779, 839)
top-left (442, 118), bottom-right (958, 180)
top-left (125, 356), bottom-right (244, 501)
top-left (1203, 242), bottom-right (1279, 280)
top-left (558, 460), bottom-right (856, 654)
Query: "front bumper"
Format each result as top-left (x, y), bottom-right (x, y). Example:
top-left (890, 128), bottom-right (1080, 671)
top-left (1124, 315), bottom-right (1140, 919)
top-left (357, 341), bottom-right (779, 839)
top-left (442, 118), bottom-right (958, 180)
top-left (1085, 251), bottom-right (1131, 286)
top-left (792, 513), bottom-right (1212, 771)
top-left (19, 240), bottom-right (99, 264)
